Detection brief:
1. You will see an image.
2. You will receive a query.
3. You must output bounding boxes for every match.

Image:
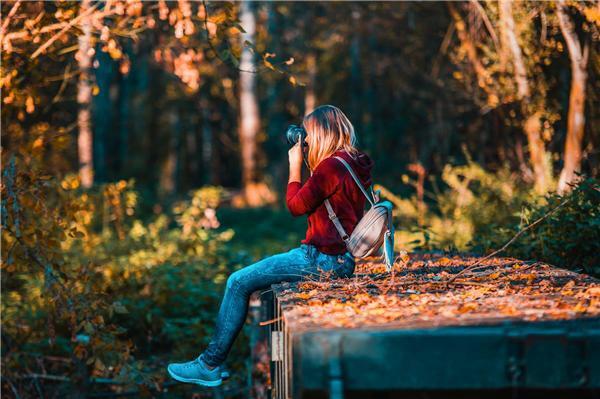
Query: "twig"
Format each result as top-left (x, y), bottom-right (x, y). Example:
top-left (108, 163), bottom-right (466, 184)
top-left (0, 0), bottom-right (21, 38)
top-left (50, 62), bottom-right (75, 106)
top-left (469, 0), bottom-right (499, 50)
top-left (4, 20), bottom-right (69, 42)
top-left (22, 373), bottom-right (69, 382)
top-left (460, 260), bottom-right (524, 275)
top-left (448, 196), bottom-right (572, 283)
top-left (31, 2), bottom-right (100, 59)
top-left (450, 281), bottom-right (495, 287)
top-left (200, 0), bottom-right (256, 74)
top-left (6, 377), bottom-right (22, 399)
top-left (259, 316), bottom-right (282, 326)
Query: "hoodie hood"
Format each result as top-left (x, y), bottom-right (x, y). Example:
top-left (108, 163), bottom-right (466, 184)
top-left (333, 149), bottom-right (374, 188)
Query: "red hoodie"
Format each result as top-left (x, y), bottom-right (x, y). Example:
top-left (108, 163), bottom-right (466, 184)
top-left (286, 149), bottom-right (375, 255)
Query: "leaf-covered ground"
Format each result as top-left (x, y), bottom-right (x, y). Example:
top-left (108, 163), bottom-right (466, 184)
top-left (273, 253), bottom-right (600, 331)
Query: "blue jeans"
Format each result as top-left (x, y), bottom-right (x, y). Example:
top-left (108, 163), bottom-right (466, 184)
top-left (200, 243), bottom-right (355, 367)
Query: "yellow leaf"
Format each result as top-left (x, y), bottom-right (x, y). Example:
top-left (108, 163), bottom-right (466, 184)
top-left (263, 60), bottom-right (275, 71)
top-left (296, 292), bottom-right (312, 300)
top-left (458, 302), bottom-right (477, 313)
top-left (32, 137), bottom-right (44, 150)
top-left (26, 96), bottom-right (35, 113)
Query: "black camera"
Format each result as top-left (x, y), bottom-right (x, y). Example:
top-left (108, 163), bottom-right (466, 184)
top-left (285, 124), bottom-right (307, 147)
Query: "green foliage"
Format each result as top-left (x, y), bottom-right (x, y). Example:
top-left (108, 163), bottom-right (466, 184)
top-left (387, 161), bottom-right (599, 276)
top-left (386, 159), bottom-right (536, 251)
top-left (431, 160), bottom-right (537, 250)
top-left (217, 206), bottom-right (307, 259)
top-left (470, 177), bottom-right (600, 276)
top-left (1, 168), bottom-right (250, 395)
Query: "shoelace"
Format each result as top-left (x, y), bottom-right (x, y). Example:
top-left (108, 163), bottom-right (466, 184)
top-left (183, 359), bottom-right (200, 369)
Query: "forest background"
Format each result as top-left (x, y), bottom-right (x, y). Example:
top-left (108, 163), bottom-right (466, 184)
top-left (1, 1), bottom-right (599, 397)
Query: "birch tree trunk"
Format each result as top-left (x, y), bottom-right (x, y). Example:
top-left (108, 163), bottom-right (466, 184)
top-left (350, 8), bottom-right (362, 133)
top-left (237, 0), bottom-right (276, 206)
top-left (77, 0), bottom-right (93, 188)
top-left (304, 52), bottom-right (317, 116)
top-left (499, 0), bottom-right (550, 193)
top-left (556, 0), bottom-right (589, 194)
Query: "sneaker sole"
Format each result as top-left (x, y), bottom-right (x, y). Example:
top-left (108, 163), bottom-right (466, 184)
top-left (167, 366), bottom-right (223, 387)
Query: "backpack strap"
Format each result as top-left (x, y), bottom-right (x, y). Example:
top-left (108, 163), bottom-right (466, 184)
top-left (324, 199), bottom-right (350, 243)
top-left (333, 156), bottom-right (376, 206)
top-left (322, 155), bottom-right (376, 246)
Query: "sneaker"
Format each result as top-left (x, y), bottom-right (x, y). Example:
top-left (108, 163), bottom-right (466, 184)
top-left (167, 355), bottom-right (222, 387)
top-left (220, 365), bottom-right (230, 380)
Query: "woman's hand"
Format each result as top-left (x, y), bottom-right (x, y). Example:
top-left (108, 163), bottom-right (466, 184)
top-left (288, 142), bottom-right (303, 167)
top-left (288, 142), bottom-right (303, 183)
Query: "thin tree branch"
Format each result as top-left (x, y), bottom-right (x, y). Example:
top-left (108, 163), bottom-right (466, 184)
top-left (201, 0), bottom-right (256, 74)
top-left (447, 196), bottom-right (573, 283)
top-left (0, 0), bottom-right (22, 37)
top-left (470, 0), bottom-right (499, 50)
top-left (447, 2), bottom-right (493, 95)
top-left (31, 2), bottom-right (100, 59)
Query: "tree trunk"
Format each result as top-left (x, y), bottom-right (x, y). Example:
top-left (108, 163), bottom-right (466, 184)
top-left (200, 94), bottom-right (214, 185)
top-left (556, 1), bottom-right (589, 194)
top-left (159, 109), bottom-right (180, 197)
top-left (265, 2), bottom-right (288, 193)
top-left (523, 112), bottom-right (550, 193)
top-left (77, 0), bottom-right (93, 188)
top-left (499, 0), bottom-right (550, 193)
top-left (117, 43), bottom-right (132, 175)
top-left (92, 48), bottom-right (114, 183)
top-left (236, 0), bottom-right (276, 207)
top-left (239, 0), bottom-right (259, 191)
top-left (304, 52), bottom-right (317, 116)
top-left (349, 7), bottom-right (363, 133)
top-left (498, 0), bottom-right (529, 99)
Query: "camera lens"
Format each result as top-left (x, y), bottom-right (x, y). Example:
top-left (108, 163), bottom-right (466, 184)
top-left (285, 124), bottom-right (306, 147)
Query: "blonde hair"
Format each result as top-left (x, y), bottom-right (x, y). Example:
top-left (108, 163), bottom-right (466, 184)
top-left (302, 105), bottom-right (358, 171)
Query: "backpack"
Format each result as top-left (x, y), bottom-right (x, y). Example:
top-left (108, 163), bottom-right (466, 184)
top-left (324, 156), bottom-right (395, 271)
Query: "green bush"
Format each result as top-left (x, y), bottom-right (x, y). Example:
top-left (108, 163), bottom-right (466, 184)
top-left (385, 161), bottom-right (598, 277)
top-left (384, 159), bottom-right (537, 252)
top-left (2, 172), bottom-right (252, 396)
top-left (470, 177), bottom-right (600, 276)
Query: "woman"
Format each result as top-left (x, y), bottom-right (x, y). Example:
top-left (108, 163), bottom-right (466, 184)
top-left (167, 104), bottom-right (374, 386)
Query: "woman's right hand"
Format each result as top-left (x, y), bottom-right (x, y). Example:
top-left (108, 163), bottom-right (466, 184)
top-left (288, 142), bottom-right (302, 183)
top-left (288, 142), bottom-right (303, 169)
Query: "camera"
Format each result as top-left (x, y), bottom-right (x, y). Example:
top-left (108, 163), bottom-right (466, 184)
top-left (286, 124), bottom-right (307, 147)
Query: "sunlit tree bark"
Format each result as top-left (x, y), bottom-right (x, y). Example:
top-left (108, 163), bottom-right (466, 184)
top-left (304, 52), bottom-right (317, 116)
top-left (499, 0), bottom-right (551, 194)
top-left (447, 3), bottom-right (492, 94)
top-left (556, 0), bottom-right (590, 194)
top-left (237, 0), bottom-right (276, 206)
top-left (77, 0), bottom-right (94, 188)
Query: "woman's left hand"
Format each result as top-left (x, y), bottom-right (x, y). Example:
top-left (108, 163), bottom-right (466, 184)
top-left (288, 142), bottom-right (303, 170)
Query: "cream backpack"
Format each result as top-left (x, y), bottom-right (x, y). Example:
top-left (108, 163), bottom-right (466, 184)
top-left (323, 156), bottom-right (395, 271)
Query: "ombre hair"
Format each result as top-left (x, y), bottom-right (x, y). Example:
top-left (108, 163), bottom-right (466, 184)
top-left (302, 105), bottom-right (358, 171)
